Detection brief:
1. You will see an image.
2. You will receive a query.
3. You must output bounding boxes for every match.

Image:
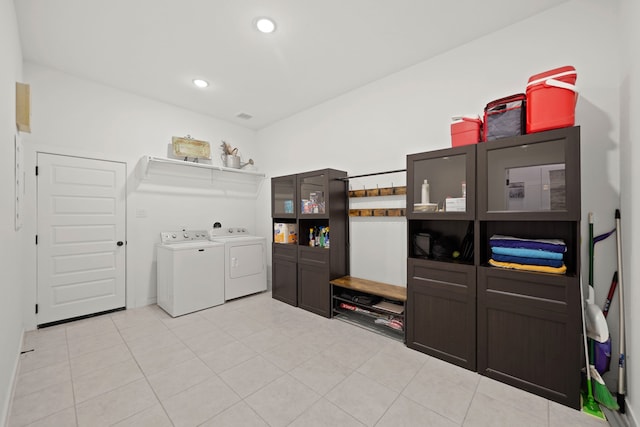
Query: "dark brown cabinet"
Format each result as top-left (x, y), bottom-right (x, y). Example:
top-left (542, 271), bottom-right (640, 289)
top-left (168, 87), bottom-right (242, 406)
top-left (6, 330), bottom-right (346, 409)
top-left (406, 145), bottom-right (477, 371)
top-left (271, 169), bottom-right (347, 317)
top-left (271, 244), bottom-right (297, 306)
top-left (476, 126), bottom-right (581, 409)
top-left (407, 258), bottom-right (476, 369)
top-left (271, 174), bottom-right (298, 305)
top-left (406, 127), bottom-right (582, 409)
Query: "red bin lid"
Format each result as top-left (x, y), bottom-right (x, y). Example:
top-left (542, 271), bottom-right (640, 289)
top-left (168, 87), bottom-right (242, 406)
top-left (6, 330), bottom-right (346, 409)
top-left (527, 65), bottom-right (577, 86)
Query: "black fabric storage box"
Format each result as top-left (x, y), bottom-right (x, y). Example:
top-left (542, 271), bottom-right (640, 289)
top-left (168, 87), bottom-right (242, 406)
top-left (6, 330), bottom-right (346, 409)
top-left (483, 94), bottom-right (526, 141)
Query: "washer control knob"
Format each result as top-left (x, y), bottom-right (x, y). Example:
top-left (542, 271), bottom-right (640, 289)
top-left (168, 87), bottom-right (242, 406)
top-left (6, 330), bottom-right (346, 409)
top-left (171, 233), bottom-right (177, 238)
top-left (183, 232), bottom-right (189, 238)
top-left (228, 228), bottom-right (234, 233)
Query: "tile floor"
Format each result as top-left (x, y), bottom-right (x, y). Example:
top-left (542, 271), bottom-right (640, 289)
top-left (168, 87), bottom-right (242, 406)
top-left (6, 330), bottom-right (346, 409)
top-left (8, 291), bottom-right (609, 427)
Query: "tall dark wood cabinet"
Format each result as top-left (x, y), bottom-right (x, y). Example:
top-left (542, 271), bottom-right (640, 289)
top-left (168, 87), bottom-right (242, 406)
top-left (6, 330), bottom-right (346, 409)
top-left (406, 145), bottom-right (477, 371)
top-left (271, 174), bottom-right (298, 306)
top-left (406, 126), bottom-right (582, 409)
top-left (476, 126), bottom-right (581, 409)
top-left (271, 169), bottom-right (348, 318)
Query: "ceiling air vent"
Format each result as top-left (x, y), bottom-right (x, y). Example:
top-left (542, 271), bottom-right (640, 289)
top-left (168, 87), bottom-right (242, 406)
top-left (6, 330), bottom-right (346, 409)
top-left (236, 112), bottom-right (253, 120)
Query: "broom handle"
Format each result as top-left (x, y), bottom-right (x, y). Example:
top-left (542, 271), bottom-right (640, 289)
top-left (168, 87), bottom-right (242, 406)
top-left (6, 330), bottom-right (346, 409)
top-left (615, 210), bottom-right (626, 396)
top-left (589, 213), bottom-right (594, 287)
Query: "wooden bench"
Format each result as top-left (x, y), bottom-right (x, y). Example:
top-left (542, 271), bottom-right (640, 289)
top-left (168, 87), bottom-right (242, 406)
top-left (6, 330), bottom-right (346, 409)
top-left (329, 276), bottom-right (406, 341)
top-left (329, 276), bottom-right (406, 301)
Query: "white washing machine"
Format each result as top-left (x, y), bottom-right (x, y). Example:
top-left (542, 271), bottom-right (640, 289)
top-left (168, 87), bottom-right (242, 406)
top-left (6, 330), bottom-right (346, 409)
top-left (208, 226), bottom-right (267, 301)
top-left (156, 230), bottom-right (225, 317)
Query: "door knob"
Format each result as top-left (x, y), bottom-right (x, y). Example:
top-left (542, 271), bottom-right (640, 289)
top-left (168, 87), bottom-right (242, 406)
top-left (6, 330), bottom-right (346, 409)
top-left (117, 241), bottom-right (124, 246)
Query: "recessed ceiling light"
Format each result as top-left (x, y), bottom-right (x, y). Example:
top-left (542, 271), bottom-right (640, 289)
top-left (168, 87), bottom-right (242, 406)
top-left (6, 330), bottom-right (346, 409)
top-left (193, 79), bottom-right (209, 88)
top-left (255, 17), bottom-right (276, 33)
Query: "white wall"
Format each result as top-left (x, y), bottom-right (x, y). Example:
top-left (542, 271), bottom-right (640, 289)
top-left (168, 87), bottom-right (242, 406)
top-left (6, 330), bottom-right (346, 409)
top-left (0, 0), bottom-right (24, 423)
top-left (256, 0), bottom-right (637, 420)
top-left (256, 0), bottom-right (621, 292)
top-left (20, 63), bottom-right (261, 329)
top-left (619, 0), bottom-right (638, 423)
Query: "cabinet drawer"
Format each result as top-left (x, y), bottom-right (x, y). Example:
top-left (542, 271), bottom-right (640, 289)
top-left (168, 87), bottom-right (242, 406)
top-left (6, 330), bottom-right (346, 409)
top-left (478, 266), bottom-right (576, 312)
top-left (273, 243), bottom-right (297, 262)
top-left (409, 258), bottom-right (475, 295)
top-left (298, 246), bottom-right (329, 265)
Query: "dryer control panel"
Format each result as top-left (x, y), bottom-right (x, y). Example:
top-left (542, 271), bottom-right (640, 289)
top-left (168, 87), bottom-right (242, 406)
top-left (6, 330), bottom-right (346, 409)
top-left (208, 227), bottom-right (249, 238)
top-left (160, 230), bottom-right (209, 244)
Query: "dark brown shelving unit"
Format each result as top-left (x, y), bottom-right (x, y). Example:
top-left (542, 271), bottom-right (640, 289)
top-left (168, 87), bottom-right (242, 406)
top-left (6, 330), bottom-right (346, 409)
top-left (405, 127), bottom-right (582, 410)
top-left (271, 174), bottom-right (298, 306)
top-left (405, 144), bottom-right (477, 371)
top-left (476, 126), bottom-right (581, 409)
top-left (271, 169), bottom-right (348, 318)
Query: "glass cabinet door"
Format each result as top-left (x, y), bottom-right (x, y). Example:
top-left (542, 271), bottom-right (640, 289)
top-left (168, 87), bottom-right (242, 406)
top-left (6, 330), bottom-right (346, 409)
top-left (407, 145), bottom-right (475, 220)
top-left (477, 126), bottom-right (580, 221)
top-left (298, 173), bottom-right (327, 216)
top-left (272, 174), bottom-right (297, 218)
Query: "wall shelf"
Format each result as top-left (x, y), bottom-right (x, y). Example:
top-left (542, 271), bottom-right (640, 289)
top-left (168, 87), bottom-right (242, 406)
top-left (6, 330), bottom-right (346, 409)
top-left (141, 156), bottom-right (265, 178)
top-left (349, 186), bottom-right (406, 198)
top-left (136, 156), bottom-right (265, 196)
top-left (349, 208), bottom-right (405, 217)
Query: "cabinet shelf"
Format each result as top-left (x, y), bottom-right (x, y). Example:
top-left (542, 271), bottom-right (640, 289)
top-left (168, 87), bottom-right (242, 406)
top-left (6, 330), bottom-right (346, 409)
top-left (333, 310), bottom-right (404, 341)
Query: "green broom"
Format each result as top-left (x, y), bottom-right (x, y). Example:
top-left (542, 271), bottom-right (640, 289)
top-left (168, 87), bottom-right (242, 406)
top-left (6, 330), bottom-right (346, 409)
top-left (580, 278), bottom-right (605, 420)
top-left (590, 340), bottom-right (619, 410)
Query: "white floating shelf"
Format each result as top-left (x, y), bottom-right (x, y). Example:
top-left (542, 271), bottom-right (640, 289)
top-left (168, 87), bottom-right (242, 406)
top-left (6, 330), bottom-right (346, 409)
top-left (142, 156), bottom-right (265, 178)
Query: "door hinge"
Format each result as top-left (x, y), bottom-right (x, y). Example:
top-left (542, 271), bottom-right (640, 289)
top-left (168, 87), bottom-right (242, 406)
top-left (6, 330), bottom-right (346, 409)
top-left (35, 166), bottom-right (39, 176)
top-left (35, 235), bottom-right (38, 245)
top-left (35, 304), bottom-right (38, 314)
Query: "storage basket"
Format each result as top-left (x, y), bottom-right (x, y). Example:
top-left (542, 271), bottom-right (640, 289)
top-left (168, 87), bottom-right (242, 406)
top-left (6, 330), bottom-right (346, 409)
top-left (483, 94), bottom-right (526, 141)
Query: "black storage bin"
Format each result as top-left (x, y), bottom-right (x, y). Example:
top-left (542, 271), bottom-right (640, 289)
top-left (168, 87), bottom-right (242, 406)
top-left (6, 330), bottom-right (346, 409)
top-left (483, 94), bottom-right (526, 141)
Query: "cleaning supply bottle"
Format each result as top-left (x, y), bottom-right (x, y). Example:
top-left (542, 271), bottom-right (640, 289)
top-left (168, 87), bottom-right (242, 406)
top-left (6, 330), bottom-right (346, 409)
top-left (421, 179), bottom-right (430, 204)
top-left (309, 228), bottom-right (314, 247)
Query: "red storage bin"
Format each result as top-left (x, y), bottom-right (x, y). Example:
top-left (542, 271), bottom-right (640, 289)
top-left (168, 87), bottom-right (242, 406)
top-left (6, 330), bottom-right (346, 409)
top-left (526, 66), bottom-right (577, 133)
top-left (451, 116), bottom-right (482, 147)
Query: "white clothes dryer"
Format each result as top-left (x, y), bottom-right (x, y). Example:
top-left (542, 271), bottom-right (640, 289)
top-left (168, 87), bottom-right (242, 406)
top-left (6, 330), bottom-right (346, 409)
top-left (208, 227), bottom-right (267, 301)
top-left (156, 230), bottom-right (225, 317)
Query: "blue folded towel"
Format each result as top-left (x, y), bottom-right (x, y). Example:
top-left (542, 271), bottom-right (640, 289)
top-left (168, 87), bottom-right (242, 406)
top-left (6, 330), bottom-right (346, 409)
top-left (491, 246), bottom-right (564, 260)
top-left (492, 253), bottom-right (564, 268)
top-left (489, 234), bottom-right (566, 254)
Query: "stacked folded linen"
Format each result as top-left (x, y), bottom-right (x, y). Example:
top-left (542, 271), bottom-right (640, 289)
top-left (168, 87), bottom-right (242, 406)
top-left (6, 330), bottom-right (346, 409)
top-left (489, 234), bottom-right (566, 274)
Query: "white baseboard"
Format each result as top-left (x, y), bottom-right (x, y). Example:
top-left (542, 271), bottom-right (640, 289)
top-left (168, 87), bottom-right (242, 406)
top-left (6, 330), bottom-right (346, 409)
top-left (1, 329), bottom-right (24, 427)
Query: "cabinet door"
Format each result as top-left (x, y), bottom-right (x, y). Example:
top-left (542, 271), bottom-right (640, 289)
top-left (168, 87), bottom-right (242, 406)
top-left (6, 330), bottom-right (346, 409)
top-left (477, 266), bottom-right (581, 409)
top-left (272, 257), bottom-right (297, 307)
top-left (298, 261), bottom-right (330, 318)
top-left (406, 258), bottom-right (476, 371)
top-left (298, 170), bottom-right (330, 218)
top-left (477, 126), bottom-right (580, 221)
top-left (406, 145), bottom-right (475, 220)
top-left (298, 247), bottom-right (330, 318)
top-left (272, 174), bottom-right (297, 218)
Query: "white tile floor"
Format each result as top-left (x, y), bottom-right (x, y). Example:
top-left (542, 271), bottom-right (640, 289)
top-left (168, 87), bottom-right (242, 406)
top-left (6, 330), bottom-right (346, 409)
top-left (8, 291), bottom-right (610, 427)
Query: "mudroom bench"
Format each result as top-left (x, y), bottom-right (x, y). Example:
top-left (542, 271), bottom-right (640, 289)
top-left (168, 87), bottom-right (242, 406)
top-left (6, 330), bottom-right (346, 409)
top-left (329, 276), bottom-right (406, 342)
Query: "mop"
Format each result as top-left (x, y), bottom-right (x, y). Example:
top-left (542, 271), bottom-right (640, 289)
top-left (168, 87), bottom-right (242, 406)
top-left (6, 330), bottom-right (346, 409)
top-left (586, 213), bottom-right (619, 410)
top-left (614, 209), bottom-right (627, 413)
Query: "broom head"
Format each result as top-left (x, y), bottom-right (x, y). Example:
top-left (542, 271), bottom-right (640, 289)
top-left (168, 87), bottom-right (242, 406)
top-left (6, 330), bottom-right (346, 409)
top-left (590, 366), bottom-right (619, 411)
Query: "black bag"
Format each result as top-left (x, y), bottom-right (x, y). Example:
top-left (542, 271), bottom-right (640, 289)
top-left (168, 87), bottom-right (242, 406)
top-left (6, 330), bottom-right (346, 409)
top-left (413, 233), bottom-right (432, 258)
top-left (484, 94), bottom-right (526, 141)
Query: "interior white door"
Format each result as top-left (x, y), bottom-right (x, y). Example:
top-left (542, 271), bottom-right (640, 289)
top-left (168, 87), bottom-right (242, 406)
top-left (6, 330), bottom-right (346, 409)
top-left (37, 153), bottom-right (126, 325)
